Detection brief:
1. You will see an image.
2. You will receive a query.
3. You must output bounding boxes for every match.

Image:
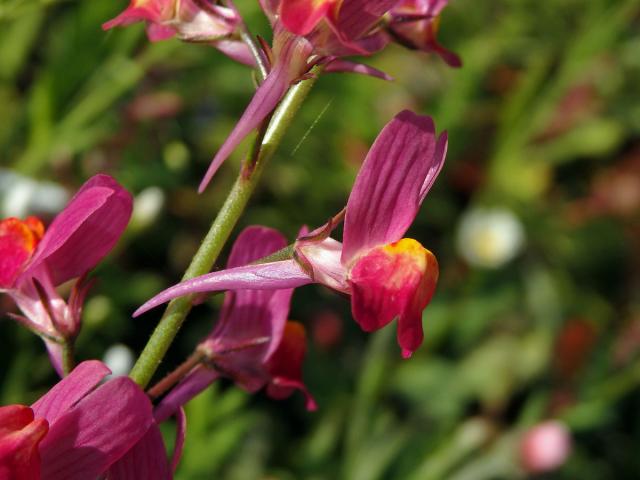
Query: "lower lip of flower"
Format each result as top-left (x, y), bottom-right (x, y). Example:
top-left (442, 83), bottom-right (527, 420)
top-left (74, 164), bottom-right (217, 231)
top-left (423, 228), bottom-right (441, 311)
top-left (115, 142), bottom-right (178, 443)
top-left (348, 238), bottom-right (438, 329)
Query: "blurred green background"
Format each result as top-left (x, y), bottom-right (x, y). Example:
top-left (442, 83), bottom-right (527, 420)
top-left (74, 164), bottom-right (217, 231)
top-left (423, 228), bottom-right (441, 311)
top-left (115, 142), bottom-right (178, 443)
top-left (1, 0), bottom-right (640, 478)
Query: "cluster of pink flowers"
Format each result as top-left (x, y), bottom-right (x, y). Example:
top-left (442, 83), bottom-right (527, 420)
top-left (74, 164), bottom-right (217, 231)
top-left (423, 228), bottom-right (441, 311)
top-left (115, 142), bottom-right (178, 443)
top-left (0, 0), bottom-right (477, 477)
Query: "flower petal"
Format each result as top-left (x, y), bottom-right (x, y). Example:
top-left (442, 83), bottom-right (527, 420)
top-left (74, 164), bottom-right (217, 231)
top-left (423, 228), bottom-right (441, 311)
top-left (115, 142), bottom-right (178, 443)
top-left (266, 322), bottom-right (317, 411)
top-left (134, 260), bottom-right (312, 317)
top-left (102, 1), bottom-right (172, 31)
top-left (171, 407), bottom-right (186, 473)
top-left (419, 132), bottom-right (447, 204)
top-left (348, 239), bottom-right (438, 356)
top-left (279, 0), bottom-right (339, 36)
top-left (31, 360), bottom-right (111, 424)
top-left (0, 217), bottom-right (44, 289)
top-left (39, 377), bottom-right (154, 480)
top-left (342, 110), bottom-right (440, 264)
top-left (199, 33), bottom-right (313, 192)
top-left (334, 0), bottom-right (399, 40)
top-left (324, 59), bottom-right (393, 81)
top-left (0, 405), bottom-right (48, 480)
top-left (216, 226), bottom-right (291, 351)
top-left (107, 423), bottom-right (171, 480)
top-left (21, 175), bottom-right (132, 287)
top-left (226, 226), bottom-right (288, 269)
top-left (214, 40), bottom-right (257, 67)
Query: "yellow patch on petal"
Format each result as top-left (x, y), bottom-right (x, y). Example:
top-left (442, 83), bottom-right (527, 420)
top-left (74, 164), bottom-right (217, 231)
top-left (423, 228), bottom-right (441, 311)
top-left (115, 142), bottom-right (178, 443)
top-left (380, 238), bottom-right (436, 289)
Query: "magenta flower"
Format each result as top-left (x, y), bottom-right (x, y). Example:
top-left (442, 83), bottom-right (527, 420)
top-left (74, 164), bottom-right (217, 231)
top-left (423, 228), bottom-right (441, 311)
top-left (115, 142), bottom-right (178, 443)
top-left (136, 110), bottom-right (447, 357)
top-left (103, 0), bottom-right (253, 65)
top-left (387, 0), bottom-right (461, 67)
top-left (198, 0), bottom-right (401, 191)
top-left (0, 360), bottom-right (172, 480)
top-left (0, 175), bottom-right (132, 375)
top-left (154, 226), bottom-right (315, 422)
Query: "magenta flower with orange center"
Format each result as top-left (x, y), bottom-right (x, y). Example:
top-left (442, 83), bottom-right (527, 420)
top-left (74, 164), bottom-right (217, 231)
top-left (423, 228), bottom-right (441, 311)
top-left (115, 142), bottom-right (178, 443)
top-left (154, 226), bottom-right (315, 421)
top-left (0, 175), bottom-right (132, 375)
top-left (136, 110), bottom-right (447, 357)
top-left (0, 361), bottom-right (172, 480)
top-left (103, 0), bottom-right (253, 65)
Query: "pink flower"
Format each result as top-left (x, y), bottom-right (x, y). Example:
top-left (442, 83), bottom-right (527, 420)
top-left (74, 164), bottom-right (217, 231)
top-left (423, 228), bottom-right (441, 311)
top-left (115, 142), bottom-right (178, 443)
top-left (0, 361), bottom-right (172, 480)
top-left (0, 175), bottom-right (132, 375)
top-left (103, 0), bottom-right (253, 65)
top-left (136, 110), bottom-right (447, 357)
top-left (198, 0), bottom-right (401, 190)
top-left (387, 0), bottom-right (461, 67)
top-left (520, 421), bottom-right (572, 474)
top-left (154, 226), bottom-right (315, 422)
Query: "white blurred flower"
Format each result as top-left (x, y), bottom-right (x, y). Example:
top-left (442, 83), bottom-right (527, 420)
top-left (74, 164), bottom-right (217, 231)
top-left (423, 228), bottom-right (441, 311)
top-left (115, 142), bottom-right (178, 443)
top-left (0, 169), bottom-right (69, 218)
top-left (131, 186), bottom-right (165, 230)
top-left (520, 420), bottom-right (571, 474)
top-left (456, 207), bottom-right (525, 268)
top-left (103, 343), bottom-right (135, 377)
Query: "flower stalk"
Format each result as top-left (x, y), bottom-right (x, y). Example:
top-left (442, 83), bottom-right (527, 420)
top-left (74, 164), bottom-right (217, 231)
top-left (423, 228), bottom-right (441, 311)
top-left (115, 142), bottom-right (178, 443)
top-left (61, 342), bottom-right (75, 377)
top-left (146, 351), bottom-right (206, 399)
top-left (129, 65), bottom-right (324, 389)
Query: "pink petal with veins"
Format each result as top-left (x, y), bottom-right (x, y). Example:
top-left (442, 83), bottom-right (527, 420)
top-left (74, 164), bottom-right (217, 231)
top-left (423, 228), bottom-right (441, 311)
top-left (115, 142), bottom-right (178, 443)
top-left (32, 360), bottom-right (111, 424)
top-left (39, 377), bottom-right (154, 480)
top-left (342, 110), bottom-right (441, 264)
top-left (21, 175), bottom-right (132, 288)
top-left (107, 423), bottom-right (171, 480)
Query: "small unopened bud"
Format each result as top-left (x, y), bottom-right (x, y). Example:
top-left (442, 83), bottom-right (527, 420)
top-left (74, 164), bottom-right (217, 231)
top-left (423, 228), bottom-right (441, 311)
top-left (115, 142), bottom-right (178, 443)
top-left (520, 421), bottom-right (571, 474)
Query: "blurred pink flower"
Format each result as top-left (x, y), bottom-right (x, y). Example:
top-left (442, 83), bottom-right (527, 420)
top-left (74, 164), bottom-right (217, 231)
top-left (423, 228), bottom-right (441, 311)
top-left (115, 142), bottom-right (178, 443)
top-left (103, 0), bottom-right (253, 65)
top-left (136, 110), bottom-right (447, 357)
top-left (154, 226), bottom-right (315, 422)
top-left (0, 361), bottom-right (171, 480)
top-left (520, 421), bottom-right (572, 474)
top-left (0, 175), bottom-right (132, 375)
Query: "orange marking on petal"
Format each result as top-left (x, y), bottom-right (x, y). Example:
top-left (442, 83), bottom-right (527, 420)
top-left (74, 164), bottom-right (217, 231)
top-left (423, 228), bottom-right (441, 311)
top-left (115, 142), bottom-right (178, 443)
top-left (0, 217), bottom-right (45, 288)
top-left (349, 238), bottom-right (439, 354)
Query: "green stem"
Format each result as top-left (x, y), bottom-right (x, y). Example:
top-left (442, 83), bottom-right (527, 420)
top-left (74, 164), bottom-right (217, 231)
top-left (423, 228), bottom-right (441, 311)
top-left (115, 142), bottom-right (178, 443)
top-left (129, 67), bottom-right (323, 388)
top-left (61, 342), bottom-right (75, 376)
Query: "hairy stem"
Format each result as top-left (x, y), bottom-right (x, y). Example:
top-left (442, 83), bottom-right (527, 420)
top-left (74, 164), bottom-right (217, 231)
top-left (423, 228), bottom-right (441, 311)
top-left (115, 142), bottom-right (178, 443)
top-left (147, 351), bottom-right (206, 399)
top-left (129, 67), bottom-right (323, 388)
